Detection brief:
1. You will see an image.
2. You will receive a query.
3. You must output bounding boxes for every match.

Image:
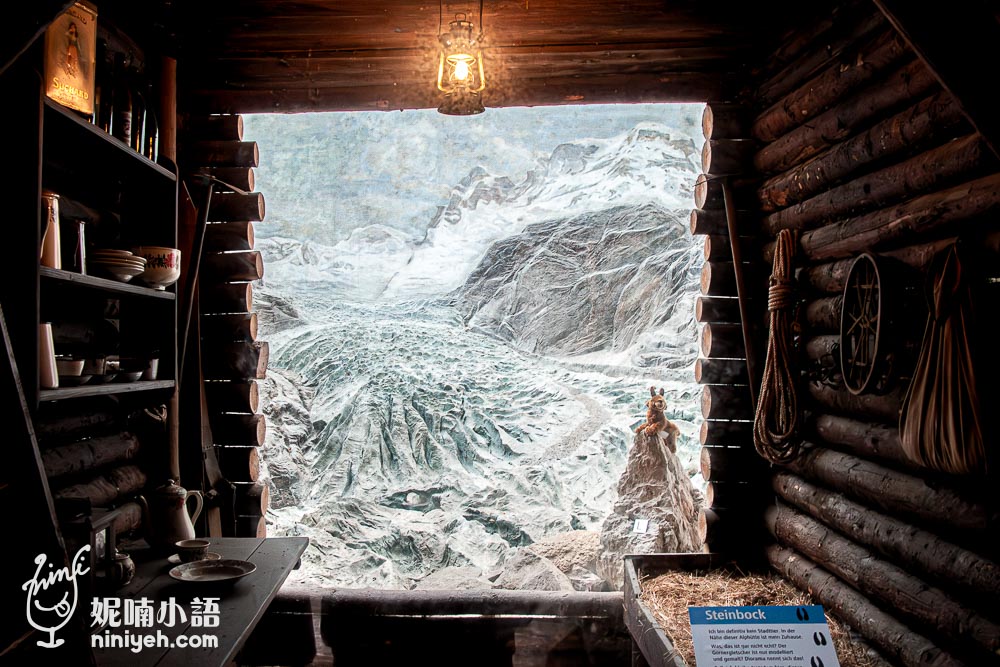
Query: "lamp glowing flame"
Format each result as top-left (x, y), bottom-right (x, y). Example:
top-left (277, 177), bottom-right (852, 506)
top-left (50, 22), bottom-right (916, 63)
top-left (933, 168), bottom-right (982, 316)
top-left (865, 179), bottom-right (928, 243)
top-left (436, 13), bottom-right (486, 115)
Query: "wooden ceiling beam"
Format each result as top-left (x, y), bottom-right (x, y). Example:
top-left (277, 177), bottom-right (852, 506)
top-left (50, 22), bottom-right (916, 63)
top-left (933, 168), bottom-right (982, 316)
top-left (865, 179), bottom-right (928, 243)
top-left (873, 0), bottom-right (1000, 160)
top-left (180, 70), bottom-right (734, 114)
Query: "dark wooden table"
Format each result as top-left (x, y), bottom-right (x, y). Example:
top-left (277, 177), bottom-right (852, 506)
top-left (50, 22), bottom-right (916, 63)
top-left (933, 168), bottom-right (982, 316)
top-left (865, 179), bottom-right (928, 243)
top-left (92, 536), bottom-right (308, 667)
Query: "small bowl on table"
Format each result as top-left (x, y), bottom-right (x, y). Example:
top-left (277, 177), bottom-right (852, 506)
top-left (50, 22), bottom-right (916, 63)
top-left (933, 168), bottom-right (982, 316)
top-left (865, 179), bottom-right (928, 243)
top-left (132, 246), bottom-right (181, 291)
top-left (175, 538), bottom-right (211, 563)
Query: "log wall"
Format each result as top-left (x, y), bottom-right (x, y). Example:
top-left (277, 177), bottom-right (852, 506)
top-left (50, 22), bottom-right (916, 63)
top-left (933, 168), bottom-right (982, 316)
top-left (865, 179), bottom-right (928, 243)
top-left (185, 114), bottom-right (269, 539)
top-left (691, 97), bottom-right (768, 556)
top-left (744, 7), bottom-right (1000, 665)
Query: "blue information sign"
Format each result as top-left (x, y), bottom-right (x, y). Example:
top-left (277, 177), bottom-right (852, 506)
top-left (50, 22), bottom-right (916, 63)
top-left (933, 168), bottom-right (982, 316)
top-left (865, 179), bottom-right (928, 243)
top-left (689, 605), bottom-right (840, 666)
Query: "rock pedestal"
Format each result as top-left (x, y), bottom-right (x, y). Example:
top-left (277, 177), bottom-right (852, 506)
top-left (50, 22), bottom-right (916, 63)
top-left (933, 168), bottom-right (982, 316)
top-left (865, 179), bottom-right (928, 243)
top-left (597, 426), bottom-right (702, 589)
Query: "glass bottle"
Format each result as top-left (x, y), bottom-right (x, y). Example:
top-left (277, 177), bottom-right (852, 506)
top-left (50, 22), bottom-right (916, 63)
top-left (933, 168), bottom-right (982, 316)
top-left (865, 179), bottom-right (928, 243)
top-left (130, 64), bottom-right (146, 153)
top-left (109, 53), bottom-right (132, 145)
top-left (94, 39), bottom-right (112, 132)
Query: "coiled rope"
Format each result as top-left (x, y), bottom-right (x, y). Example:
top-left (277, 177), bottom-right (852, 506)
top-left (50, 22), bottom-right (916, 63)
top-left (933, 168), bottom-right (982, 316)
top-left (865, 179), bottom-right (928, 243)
top-left (753, 228), bottom-right (801, 464)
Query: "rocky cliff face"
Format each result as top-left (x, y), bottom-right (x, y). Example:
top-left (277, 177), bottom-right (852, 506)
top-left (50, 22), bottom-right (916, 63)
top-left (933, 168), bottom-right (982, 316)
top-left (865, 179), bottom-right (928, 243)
top-left (454, 203), bottom-right (701, 367)
top-left (598, 428), bottom-right (703, 589)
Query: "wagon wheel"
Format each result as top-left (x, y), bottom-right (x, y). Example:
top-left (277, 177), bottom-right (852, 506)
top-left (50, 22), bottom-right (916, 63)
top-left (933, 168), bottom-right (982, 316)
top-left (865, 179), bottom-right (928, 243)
top-left (840, 253), bottom-right (883, 395)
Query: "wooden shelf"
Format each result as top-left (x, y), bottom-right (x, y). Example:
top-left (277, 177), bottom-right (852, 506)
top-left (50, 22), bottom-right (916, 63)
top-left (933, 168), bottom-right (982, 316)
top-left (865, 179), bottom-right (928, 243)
top-left (41, 267), bottom-right (176, 300)
top-left (43, 98), bottom-right (176, 182)
top-left (40, 379), bottom-right (175, 401)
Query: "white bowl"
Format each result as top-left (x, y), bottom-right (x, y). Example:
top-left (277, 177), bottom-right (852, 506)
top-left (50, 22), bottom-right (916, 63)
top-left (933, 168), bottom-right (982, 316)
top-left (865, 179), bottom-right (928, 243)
top-left (132, 246), bottom-right (181, 290)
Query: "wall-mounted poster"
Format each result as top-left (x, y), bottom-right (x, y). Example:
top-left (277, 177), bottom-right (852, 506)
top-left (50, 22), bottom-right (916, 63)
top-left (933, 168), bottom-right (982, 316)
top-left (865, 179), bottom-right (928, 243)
top-left (44, 1), bottom-right (97, 115)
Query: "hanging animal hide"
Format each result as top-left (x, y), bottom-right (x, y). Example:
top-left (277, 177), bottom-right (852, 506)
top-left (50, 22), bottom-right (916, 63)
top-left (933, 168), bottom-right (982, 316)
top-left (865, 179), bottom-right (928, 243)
top-left (899, 243), bottom-right (986, 475)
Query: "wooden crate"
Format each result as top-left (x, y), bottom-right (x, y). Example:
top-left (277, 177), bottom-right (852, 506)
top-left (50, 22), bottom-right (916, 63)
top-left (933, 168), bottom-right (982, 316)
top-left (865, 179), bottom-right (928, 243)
top-left (623, 553), bottom-right (730, 667)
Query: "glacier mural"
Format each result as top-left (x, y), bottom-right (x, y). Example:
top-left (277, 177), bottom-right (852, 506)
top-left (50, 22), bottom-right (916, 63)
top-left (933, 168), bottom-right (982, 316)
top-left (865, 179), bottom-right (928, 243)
top-left (244, 105), bottom-right (705, 589)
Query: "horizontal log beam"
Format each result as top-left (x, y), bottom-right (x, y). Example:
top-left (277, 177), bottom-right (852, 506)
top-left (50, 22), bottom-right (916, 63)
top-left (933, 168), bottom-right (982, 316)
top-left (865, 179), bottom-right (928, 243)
top-left (694, 357), bottom-right (748, 385)
top-left (810, 413), bottom-right (914, 470)
top-left (33, 405), bottom-right (120, 445)
top-left (767, 545), bottom-right (964, 667)
top-left (702, 385), bottom-right (753, 420)
top-left (203, 251), bottom-right (264, 282)
top-left (703, 234), bottom-right (755, 262)
top-left (183, 71), bottom-right (733, 114)
top-left (758, 92), bottom-right (965, 212)
top-left (786, 444), bottom-right (997, 534)
top-left (204, 221), bottom-right (255, 253)
top-left (701, 322), bottom-right (745, 359)
top-left (699, 420), bottom-right (753, 447)
top-left (203, 341), bottom-right (269, 381)
top-left (700, 261), bottom-right (736, 296)
top-left (752, 30), bottom-right (910, 142)
top-left (233, 481), bottom-right (269, 516)
top-left (201, 167), bottom-right (256, 193)
top-left (208, 192), bottom-right (266, 222)
top-left (798, 172), bottom-right (1000, 261)
top-left (41, 432), bottom-right (140, 480)
top-left (773, 472), bottom-right (1000, 602)
top-left (701, 103), bottom-right (749, 140)
top-left (755, 58), bottom-right (936, 175)
top-left (798, 235), bottom-right (966, 293)
top-left (764, 134), bottom-right (991, 236)
top-left (210, 412), bottom-right (266, 447)
top-left (202, 313), bottom-right (259, 343)
top-left (873, 0), bottom-right (1000, 160)
top-left (182, 114), bottom-right (244, 141)
top-left (185, 140), bottom-right (260, 168)
top-left (803, 295), bottom-right (842, 332)
top-left (706, 482), bottom-right (767, 509)
top-left (695, 296), bottom-right (741, 323)
top-left (236, 514), bottom-right (266, 538)
top-left (702, 139), bottom-right (755, 176)
top-left (321, 588), bottom-right (624, 619)
top-left (767, 503), bottom-right (1000, 657)
top-left (215, 445), bottom-right (260, 483)
top-left (807, 381), bottom-right (903, 424)
top-left (700, 445), bottom-right (769, 482)
top-left (202, 282), bottom-right (254, 315)
top-left (204, 381), bottom-right (260, 414)
top-left (52, 464), bottom-right (147, 506)
top-left (757, 6), bottom-right (887, 106)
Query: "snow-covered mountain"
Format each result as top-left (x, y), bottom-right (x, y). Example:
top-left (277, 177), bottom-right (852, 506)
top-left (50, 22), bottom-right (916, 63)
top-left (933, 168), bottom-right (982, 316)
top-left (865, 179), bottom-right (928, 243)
top-left (254, 120), bottom-right (704, 589)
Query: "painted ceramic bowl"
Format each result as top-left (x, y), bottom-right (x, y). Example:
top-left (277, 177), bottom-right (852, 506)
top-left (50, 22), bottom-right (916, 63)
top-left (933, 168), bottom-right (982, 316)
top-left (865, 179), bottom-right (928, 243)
top-left (133, 246), bottom-right (181, 290)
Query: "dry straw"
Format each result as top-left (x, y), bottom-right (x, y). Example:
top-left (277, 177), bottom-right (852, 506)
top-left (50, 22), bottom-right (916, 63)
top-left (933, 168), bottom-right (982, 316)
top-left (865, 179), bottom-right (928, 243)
top-left (639, 569), bottom-right (887, 667)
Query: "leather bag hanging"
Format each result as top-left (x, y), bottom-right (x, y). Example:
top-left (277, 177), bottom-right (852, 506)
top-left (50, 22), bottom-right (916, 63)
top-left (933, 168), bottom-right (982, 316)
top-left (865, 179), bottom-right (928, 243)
top-left (899, 243), bottom-right (986, 475)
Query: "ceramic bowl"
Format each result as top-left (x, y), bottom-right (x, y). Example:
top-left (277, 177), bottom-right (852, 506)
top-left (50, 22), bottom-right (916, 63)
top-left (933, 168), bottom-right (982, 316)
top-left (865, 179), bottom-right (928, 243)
top-left (132, 246), bottom-right (181, 290)
top-left (59, 374), bottom-right (92, 386)
top-left (175, 538), bottom-right (211, 563)
top-left (116, 370), bottom-right (143, 383)
top-left (94, 262), bottom-right (144, 283)
top-left (55, 357), bottom-right (85, 376)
